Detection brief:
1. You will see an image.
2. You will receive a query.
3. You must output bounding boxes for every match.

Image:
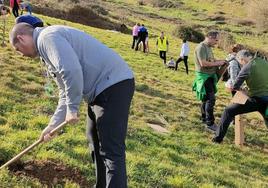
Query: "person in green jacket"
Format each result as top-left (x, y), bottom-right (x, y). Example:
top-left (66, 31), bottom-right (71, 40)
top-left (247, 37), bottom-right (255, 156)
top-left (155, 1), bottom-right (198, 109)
top-left (213, 50), bottom-right (268, 143)
top-left (192, 31), bottom-right (226, 131)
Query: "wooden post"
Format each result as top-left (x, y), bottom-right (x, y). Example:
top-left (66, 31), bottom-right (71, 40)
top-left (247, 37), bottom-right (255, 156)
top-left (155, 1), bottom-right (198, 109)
top-left (235, 115), bottom-right (244, 146)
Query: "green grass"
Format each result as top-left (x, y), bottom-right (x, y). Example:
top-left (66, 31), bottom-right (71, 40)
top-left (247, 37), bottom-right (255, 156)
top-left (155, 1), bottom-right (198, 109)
top-left (0, 1), bottom-right (268, 187)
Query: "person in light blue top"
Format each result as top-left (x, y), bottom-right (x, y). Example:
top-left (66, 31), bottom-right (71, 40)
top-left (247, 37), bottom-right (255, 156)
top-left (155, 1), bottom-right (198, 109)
top-left (10, 23), bottom-right (135, 188)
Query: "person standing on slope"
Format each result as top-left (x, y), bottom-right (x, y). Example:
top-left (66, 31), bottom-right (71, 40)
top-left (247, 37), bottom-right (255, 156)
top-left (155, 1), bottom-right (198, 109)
top-left (192, 31), bottom-right (226, 131)
top-left (10, 23), bottom-right (135, 188)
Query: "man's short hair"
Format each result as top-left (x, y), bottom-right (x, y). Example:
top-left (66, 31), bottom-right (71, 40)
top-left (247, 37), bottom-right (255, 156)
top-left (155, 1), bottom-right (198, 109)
top-left (9, 23), bottom-right (34, 46)
top-left (236, 50), bottom-right (253, 61)
top-left (206, 31), bottom-right (219, 39)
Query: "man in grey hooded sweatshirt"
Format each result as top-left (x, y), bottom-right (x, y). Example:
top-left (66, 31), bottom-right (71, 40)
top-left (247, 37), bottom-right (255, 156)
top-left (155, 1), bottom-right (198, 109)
top-left (10, 23), bottom-right (135, 188)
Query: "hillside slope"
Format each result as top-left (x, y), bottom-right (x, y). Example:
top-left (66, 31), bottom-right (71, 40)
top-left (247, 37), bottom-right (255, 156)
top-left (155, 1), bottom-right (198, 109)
top-left (27, 0), bottom-right (268, 53)
top-left (0, 9), bottom-right (268, 188)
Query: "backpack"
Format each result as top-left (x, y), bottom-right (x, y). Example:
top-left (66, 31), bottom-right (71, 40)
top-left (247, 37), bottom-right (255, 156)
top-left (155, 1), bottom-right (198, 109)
top-left (221, 58), bottom-right (240, 82)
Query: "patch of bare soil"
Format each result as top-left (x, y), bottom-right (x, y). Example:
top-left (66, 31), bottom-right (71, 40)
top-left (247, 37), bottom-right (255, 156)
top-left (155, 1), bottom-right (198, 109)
top-left (2, 160), bottom-right (92, 188)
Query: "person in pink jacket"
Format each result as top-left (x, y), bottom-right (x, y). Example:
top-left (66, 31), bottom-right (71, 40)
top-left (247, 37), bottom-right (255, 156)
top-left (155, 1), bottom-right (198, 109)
top-left (10, 0), bottom-right (20, 17)
top-left (131, 23), bottom-right (140, 49)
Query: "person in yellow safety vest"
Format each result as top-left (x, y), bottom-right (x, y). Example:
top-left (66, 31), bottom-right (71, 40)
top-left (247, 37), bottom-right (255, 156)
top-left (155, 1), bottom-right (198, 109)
top-left (156, 31), bottom-right (169, 65)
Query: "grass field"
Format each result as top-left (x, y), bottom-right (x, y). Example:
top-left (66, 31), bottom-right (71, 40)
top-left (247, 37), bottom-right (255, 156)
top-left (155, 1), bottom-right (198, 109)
top-left (0, 1), bottom-right (268, 187)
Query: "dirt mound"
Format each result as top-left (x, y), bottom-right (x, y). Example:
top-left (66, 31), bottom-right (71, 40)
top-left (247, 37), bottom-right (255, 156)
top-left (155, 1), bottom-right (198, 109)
top-left (5, 160), bottom-right (91, 187)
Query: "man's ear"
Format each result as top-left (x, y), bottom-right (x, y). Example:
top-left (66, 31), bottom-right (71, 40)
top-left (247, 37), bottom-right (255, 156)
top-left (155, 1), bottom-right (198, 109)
top-left (16, 35), bottom-right (24, 44)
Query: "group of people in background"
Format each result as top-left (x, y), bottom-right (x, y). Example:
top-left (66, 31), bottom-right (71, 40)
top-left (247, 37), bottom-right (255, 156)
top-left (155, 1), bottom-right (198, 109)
top-left (192, 30), bottom-right (268, 143)
top-left (131, 23), bottom-right (189, 74)
top-left (131, 23), bottom-right (149, 53)
top-left (9, 0), bottom-right (32, 17)
top-left (131, 23), bottom-right (268, 144)
top-left (131, 24), bottom-right (268, 144)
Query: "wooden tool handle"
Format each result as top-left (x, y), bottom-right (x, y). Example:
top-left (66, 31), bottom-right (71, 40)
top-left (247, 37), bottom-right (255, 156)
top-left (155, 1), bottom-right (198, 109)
top-left (50, 121), bottom-right (68, 135)
top-left (0, 121), bottom-right (68, 169)
top-left (0, 139), bottom-right (42, 169)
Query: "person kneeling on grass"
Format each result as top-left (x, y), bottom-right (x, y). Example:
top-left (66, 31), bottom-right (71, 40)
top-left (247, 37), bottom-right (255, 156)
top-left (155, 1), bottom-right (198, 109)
top-left (167, 57), bottom-right (175, 70)
top-left (213, 50), bottom-right (268, 143)
top-left (10, 23), bottom-right (135, 188)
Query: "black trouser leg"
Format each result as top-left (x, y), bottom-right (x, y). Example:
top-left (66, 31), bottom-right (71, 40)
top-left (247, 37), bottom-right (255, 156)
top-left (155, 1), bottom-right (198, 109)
top-left (135, 38), bottom-right (141, 51)
top-left (183, 56), bottom-right (189, 74)
top-left (201, 78), bottom-right (216, 126)
top-left (175, 57), bottom-right (183, 71)
top-left (142, 39), bottom-right (146, 53)
top-left (214, 97), bottom-right (267, 142)
top-left (87, 79), bottom-right (135, 188)
top-left (201, 102), bottom-right (206, 123)
top-left (131, 36), bottom-right (137, 49)
top-left (159, 51), bottom-right (166, 64)
top-left (87, 108), bottom-right (107, 188)
top-left (12, 7), bottom-right (19, 17)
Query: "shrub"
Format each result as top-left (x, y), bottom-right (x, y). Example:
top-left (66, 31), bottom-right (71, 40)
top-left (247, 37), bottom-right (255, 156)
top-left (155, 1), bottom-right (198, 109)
top-left (90, 4), bottom-right (109, 16)
top-left (173, 25), bottom-right (205, 43)
top-left (217, 31), bottom-right (236, 52)
top-left (151, 0), bottom-right (181, 8)
top-left (138, 0), bottom-right (146, 5)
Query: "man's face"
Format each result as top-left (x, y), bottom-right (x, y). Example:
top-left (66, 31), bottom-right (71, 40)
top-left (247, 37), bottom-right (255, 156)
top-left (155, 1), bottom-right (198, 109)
top-left (238, 58), bottom-right (247, 65)
top-left (208, 35), bottom-right (219, 47)
top-left (13, 35), bottom-right (38, 58)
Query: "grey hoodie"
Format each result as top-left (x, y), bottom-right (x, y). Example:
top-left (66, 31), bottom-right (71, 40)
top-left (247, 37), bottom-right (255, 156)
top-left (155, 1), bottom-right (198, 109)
top-left (33, 25), bottom-right (134, 127)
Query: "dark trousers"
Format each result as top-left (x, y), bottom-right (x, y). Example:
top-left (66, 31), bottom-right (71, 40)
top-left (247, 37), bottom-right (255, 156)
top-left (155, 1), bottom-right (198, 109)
top-left (135, 37), bottom-right (146, 53)
top-left (12, 7), bottom-right (19, 18)
top-left (159, 51), bottom-right (167, 64)
top-left (214, 96), bottom-right (268, 142)
top-left (87, 79), bottom-right (135, 188)
top-left (131, 36), bottom-right (138, 49)
top-left (12, 0), bottom-right (19, 17)
top-left (175, 56), bottom-right (188, 74)
top-left (201, 77), bottom-right (216, 126)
